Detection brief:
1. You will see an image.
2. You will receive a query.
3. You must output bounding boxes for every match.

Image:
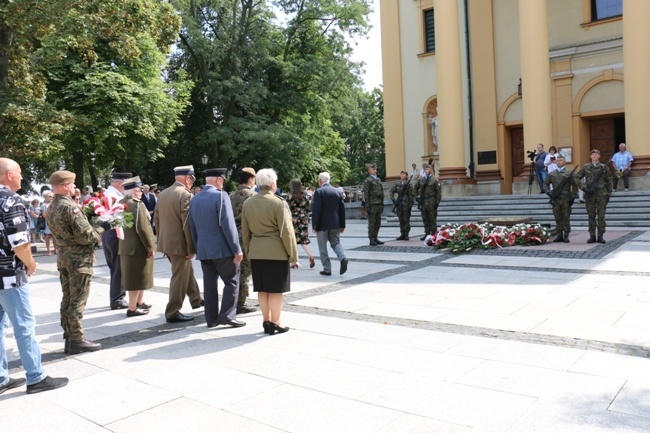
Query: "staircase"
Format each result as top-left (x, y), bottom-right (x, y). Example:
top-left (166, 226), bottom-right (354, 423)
top-left (384, 191), bottom-right (650, 228)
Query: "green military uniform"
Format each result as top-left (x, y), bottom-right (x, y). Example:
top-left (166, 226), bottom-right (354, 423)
top-left (390, 178), bottom-right (414, 240)
top-left (413, 174), bottom-right (442, 237)
top-left (363, 173), bottom-right (384, 244)
top-left (230, 185), bottom-right (256, 307)
top-left (47, 194), bottom-right (102, 342)
top-left (576, 161), bottom-right (613, 242)
top-left (543, 168), bottom-right (579, 242)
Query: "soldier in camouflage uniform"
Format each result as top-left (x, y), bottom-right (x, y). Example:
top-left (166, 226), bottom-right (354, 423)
top-left (229, 168), bottom-right (257, 314)
top-left (363, 163), bottom-right (385, 246)
top-left (413, 164), bottom-right (442, 240)
top-left (576, 149), bottom-right (613, 243)
top-left (46, 171), bottom-right (103, 355)
top-left (390, 170), bottom-right (414, 240)
top-left (543, 155), bottom-right (579, 243)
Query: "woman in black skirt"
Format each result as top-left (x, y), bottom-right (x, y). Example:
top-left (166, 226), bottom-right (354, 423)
top-left (241, 169), bottom-right (298, 335)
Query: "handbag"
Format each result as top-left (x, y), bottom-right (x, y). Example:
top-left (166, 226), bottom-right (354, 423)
top-left (36, 214), bottom-right (46, 231)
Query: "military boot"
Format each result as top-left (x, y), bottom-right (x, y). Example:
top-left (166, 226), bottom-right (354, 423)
top-left (587, 233), bottom-right (597, 244)
top-left (64, 339), bottom-right (70, 355)
top-left (597, 233), bottom-right (606, 244)
top-left (563, 232), bottom-right (570, 243)
top-left (552, 231), bottom-right (564, 242)
top-left (68, 338), bottom-right (102, 355)
top-left (396, 234), bottom-right (407, 240)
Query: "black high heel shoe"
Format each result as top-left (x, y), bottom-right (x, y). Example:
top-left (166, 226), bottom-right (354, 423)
top-left (263, 321), bottom-right (272, 334)
top-left (269, 323), bottom-right (290, 335)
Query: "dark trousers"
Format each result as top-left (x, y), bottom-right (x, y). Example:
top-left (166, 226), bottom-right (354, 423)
top-left (613, 169), bottom-right (630, 190)
top-left (200, 258), bottom-right (240, 326)
top-left (102, 230), bottom-right (124, 307)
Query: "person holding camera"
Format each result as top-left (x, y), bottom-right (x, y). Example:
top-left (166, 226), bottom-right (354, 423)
top-left (543, 155), bottom-right (579, 243)
top-left (534, 143), bottom-right (548, 193)
top-left (576, 149), bottom-right (613, 244)
top-left (544, 146), bottom-right (560, 174)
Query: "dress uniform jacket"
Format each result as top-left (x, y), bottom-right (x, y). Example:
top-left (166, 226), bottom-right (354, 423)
top-left (119, 196), bottom-right (155, 291)
top-left (154, 181), bottom-right (195, 256)
top-left (241, 190), bottom-right (298, 263)
top-left (189, 185), bottom-right (241, 260)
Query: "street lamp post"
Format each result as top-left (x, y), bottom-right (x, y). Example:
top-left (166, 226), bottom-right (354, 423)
top-left (201, 154), bottom-right (208, 167)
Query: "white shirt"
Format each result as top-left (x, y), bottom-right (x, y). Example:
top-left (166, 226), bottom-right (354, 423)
top-left (544, 153), bottom-right (559, 173)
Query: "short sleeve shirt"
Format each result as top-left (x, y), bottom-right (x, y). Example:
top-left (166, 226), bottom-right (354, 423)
top-left (0, 185), bottom-right (30, 289)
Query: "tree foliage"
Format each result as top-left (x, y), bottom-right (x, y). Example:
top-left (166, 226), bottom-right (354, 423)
top-left (168, 0), bottom-right (372, 188)
top-left (333, 87), bottom-right (385, 185)
top-left (1, 0), bottom-right (188, 187)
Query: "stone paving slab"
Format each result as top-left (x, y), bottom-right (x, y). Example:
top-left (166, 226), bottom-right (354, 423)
top-left (3, 222), bottom-right (650, 432)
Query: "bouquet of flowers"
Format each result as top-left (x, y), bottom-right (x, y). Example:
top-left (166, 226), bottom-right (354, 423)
top-left (426, 222), bottom-right (549, 253)
top-left (82, 196), bottom-right (134, 239)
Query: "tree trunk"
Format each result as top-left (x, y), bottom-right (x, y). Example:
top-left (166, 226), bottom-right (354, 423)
top-left (73, 150), bottom-right (84, 189)
top-left (88, 161), bottom-right (98, 192)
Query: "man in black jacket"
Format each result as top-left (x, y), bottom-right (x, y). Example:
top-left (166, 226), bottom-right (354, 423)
top-left (312, 172), bottom-right (348, 276)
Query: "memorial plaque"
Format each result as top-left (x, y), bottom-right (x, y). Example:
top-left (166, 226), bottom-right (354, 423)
top-left (478, 151), bottom-right (497, 165)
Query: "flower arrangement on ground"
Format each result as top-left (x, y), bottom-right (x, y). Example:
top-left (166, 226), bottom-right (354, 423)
top-left (82, 196), bottom-right (134, 239)
top-left (425, 222), bottom-right (550, 253)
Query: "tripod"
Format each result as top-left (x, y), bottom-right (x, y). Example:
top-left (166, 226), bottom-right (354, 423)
top-left (527, 161), bottom-right (537, 195)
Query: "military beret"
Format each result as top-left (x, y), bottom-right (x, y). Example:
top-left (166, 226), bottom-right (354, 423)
top-left (242, 167), bottom-right (255, 176)
top-left (590, 149), bottom-right (600, 155)
top-left (123, 176), bottom-right (143, 190)
top-left (110, 172), bottom-right (132, 181)
top-left (204, 168), bottom-right (227, 178)
top-left (174, 165), bottom-right (195, 176)
top-left (49, 170), bottom-right (76, 185)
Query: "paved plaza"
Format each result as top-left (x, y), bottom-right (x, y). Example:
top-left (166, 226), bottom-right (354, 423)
top-left (3, 221), bottom-right (650, 432)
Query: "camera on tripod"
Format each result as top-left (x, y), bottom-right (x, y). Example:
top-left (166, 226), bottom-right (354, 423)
top-left (526, 150), bottom-right (537, 162)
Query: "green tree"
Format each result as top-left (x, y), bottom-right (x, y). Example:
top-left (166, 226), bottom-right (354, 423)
top-left (333, 87), bottom-right (385, 185)
top-left (0, 0), bottom-right (187, 186)
top-left (169, 0), bottom-right (371, 188)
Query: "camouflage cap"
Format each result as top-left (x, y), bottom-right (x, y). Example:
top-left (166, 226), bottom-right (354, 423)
top-left (590, 149), bottom-right (600, 155)
top-left (367, 163), bottom-right (377, 169)
top-left (49, 170), bottom-right (76, 185)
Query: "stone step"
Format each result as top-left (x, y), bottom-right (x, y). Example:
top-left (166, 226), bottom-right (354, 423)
top-left (383, 191), bottom-right (650, 228)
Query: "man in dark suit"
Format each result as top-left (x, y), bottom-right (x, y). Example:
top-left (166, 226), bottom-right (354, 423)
top-left (188, 168), bottom-right (245, 328)
top-left (155, 165), bottom-right (204, 323)
top-left (311, 172), bottom-right (348, 276)
top-left (141, 184), bottom-right (157, 222)
top-left (103, 171), bottom-right (132, 310)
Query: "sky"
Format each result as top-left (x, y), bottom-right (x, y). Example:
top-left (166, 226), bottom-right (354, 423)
top-left (350, 0), bottom-right (383, 92)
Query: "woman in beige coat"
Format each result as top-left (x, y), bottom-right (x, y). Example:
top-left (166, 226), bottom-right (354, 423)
top-left (119, 177), bottom-right (155, 317)
top-left (242, 169), bottom-right (298, 334)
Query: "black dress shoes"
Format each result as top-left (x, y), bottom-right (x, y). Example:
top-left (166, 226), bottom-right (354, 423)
top-left (126, 308), bottom-right (149, 317)
top-left (110, 301), bottom-right (129, 310)
top-left (217, 319), bottom-right (246, 328)
top-left (68, 338), bottom-right (102, 354)
top-left (319, 271), bottom-right (331, 276)
top-left (192, 300), bottom-right (205, 309)
top-left (137, 302), bottom-right (152, 310)
top-left (0, 377), bottom-right (26, 395)
top-left (269, 323), bottom-right (290, 335)
top-left (237, 305), bottom-right (257, 314)
top-left (26, 376), bottom-right (69, 394)
top-left (166, 312), bottom-right (194, 323)
top-left (340, 258), bottom-right (348, 275)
